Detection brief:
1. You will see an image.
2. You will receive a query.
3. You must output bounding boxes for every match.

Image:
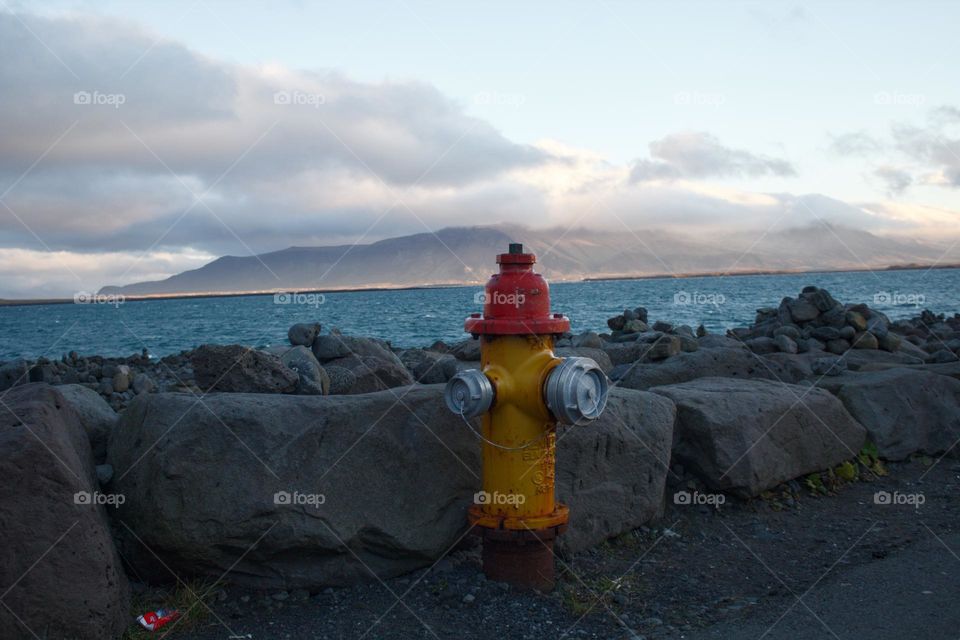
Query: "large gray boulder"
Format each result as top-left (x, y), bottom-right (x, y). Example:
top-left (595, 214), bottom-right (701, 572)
top-left (265, 345), bottom-right (329, 395)
top-left (818, 368), bottom-right (960, 460)
top-left (191, 344), bottom-right (299, 393)
top-left (448, 338), bottom-right (481, 361)
top-left (555, 346), bottom-right (614, 374)
top-left (697, 335), bottom-right (747, 350)
top-left (311, 333), bottom-right (395, 363)
top-left (325, 354), bottom-right (415, 393)
top-left (651, 377), bottom-right (866, 497)
top-left (0, 384), bottom-right (129, 639)
top-left (855, 361), bottom-right (960, 380)
top-left (841, 348), bottom-right (926, 371)
top-left (55, 383), bottom-right (119, 464)
top-left (616, 348), bottom-right (802, 390)
top-left (108, 386), bottom-right (673, 588)
top-left (325, 365), bottom-right (358, 395)
top-left (0, 358), bottom-right (29, 391)
top-left (288, 322), bottom-right (321, 347)
top-left (398, 349), bottom-right (461, 384)
top-left (556, 388), bottom-right (674, 553)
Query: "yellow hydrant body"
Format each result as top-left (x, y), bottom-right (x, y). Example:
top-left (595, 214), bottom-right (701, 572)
top-left (469, 335), bottom-right (568, 532)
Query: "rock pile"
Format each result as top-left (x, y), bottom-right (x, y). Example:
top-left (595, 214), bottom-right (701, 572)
top-left (730, 286), bottom-right (901, 356)
top-left (889, 309), bottom-right (960, 363)
top-left (601, 307), bottom-right (699, 366)
top-left (0, 349), bottom-right (179, 411)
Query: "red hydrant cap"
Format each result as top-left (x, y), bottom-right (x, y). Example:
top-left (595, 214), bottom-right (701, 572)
top-left (464, 244), bottom-right (571, 336)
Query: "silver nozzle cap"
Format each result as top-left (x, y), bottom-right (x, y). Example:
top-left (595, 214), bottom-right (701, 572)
top-left (444, 369), bottom-right (494, 418)
top-left (544, 357), bottom-right (609, 425)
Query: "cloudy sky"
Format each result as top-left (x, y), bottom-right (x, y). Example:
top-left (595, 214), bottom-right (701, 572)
top-left (1, 0), bottom-right (959, 297)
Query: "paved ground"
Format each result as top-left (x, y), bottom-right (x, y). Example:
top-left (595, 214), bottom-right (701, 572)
top-left (147, 456), bottom-right (959, 640)
top-left (685, 533), bottom-right (960, 640)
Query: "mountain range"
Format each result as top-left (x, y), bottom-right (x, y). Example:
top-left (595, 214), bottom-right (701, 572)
top-left (99, 223), bottom-right (955, 297)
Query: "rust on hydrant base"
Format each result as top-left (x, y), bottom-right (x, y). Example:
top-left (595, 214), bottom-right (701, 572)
top-left (479, 527), bottom-right (563, 592)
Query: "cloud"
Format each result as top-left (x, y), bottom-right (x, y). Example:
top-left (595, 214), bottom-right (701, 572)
top-left (629, 132), bottom-right (796, 183)
top-left (0, 11), bottom-right (550, 256)
top-left (891, 120), bottom-right (960, 188)
top-left (829, 106), bottom-right (960, 191)
top-left (873, 165), bottom-right (913, 196)
top-left (828, 131), bottom-right (884, 156)
top-left (0, 10), bottom-right (957, 297)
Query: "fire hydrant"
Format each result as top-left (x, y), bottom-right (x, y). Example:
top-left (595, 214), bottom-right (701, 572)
top-left (444, 243), bottom-right (609, 590)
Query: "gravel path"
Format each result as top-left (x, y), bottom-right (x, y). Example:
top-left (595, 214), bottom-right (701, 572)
top-left (152, 457), bottom-right (959, 640)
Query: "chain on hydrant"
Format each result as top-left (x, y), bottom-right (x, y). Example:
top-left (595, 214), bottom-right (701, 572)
top-left (444, 243), bottom-right (609, 591)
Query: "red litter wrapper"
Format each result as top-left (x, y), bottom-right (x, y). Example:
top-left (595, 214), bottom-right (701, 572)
top-left (137, 608), bottom-right (180, 631)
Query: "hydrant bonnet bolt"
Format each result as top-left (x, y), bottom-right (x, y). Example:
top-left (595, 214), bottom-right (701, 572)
top-left (444, 369), bottom-right (494, 418)
top-left (544, 357), bottom-right (609, 425)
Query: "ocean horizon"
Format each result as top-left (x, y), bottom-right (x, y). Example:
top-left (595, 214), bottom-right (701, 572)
top-left (2, 267), bottom-right (955, 360)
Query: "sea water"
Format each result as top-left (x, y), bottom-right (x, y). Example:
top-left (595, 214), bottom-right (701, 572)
top-left (0, 268), bottom-right (956, 359)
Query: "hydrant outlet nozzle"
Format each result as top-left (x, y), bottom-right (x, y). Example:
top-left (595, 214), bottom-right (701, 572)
top-left (545, 357), bottom-right (609, 425)
top-left (444, 370), bottom-right (494, 418)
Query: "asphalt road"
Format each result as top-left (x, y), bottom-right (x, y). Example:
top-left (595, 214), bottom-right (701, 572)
top-left (686, 533), bottom-right (960, 640)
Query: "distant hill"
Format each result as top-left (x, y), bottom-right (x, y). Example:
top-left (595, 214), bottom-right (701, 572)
top-left (99, 224), bottom-right (953, 297)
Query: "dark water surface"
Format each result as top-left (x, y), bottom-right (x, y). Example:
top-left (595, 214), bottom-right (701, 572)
top-left (1, 268), bottom-right (956, 359)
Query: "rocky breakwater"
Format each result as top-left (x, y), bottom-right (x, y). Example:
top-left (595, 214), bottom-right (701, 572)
top-left (107, 385), bottom-right (675, 588)
top-left (4, 295), bottom-right (960, 638)
top-left (597, 288), bottom-right (960, 500)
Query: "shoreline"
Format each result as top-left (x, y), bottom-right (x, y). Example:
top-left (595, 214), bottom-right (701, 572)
top-left (582, 261), bottom-right (960, 281)
top-left (1, 262), bottom-right (957, 308)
